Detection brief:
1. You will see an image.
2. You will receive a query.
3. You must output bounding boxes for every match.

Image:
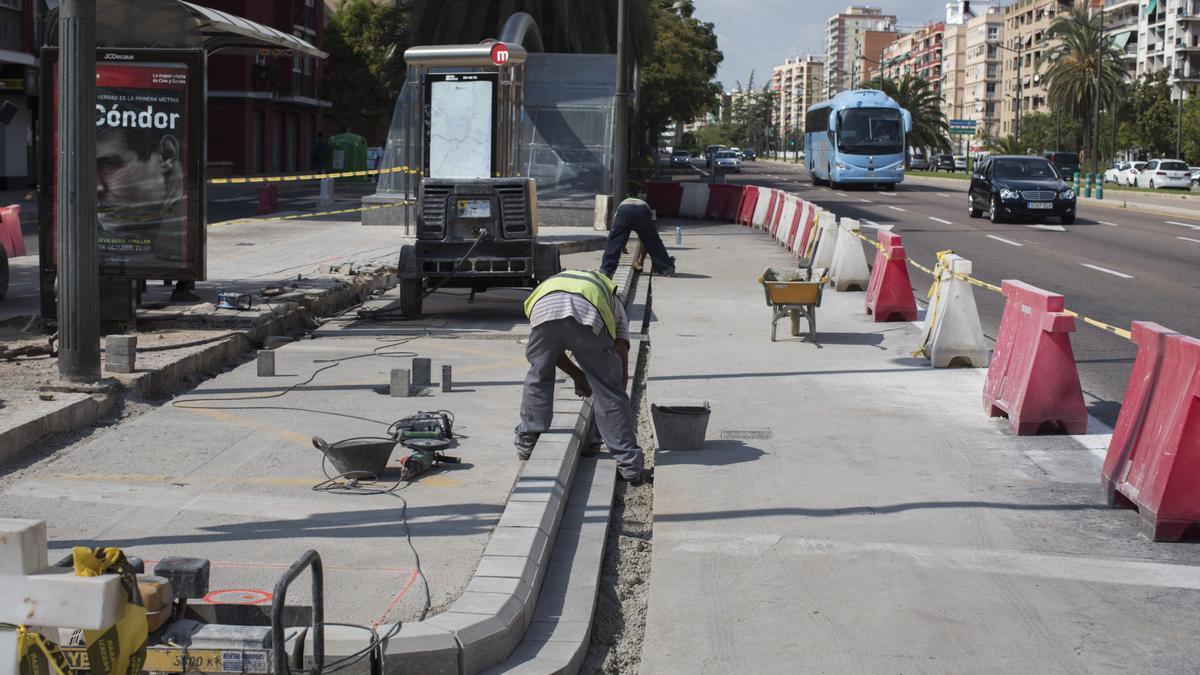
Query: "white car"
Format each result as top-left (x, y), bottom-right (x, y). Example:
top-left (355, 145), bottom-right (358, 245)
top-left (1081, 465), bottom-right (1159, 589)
top-left (1118, 161), bottom-right (1146, 186)
top-left (1136, 159), bottom-right (1193, 189)
top-left (1104, 161), bottom-right (1128, 184)
top-left (730, 147), bottom-right (743, 159)
top-left (1191, 166), bottom-right (1200, 186)
top-left (954, 155), bottom-right (968, 171)
top-left (713, 150), bottom-right (742, 172)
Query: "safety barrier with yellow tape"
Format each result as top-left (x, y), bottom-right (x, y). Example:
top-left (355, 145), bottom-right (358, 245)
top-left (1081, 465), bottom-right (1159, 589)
top-left (207, 165), bottom-right (420, 186)
top-left (848, 228), bottom-right (1133, 341)
top-left (210, 201), bottom-right (412, 229)
top-left (62, 646), bottom-right (272, 674)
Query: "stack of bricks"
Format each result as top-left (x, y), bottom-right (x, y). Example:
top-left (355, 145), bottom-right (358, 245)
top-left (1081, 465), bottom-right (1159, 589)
top-left (104, 335), bottom-right (137, 374)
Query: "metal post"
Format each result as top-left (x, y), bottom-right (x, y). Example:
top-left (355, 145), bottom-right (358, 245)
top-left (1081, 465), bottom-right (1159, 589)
top-left (611, 0), bottom-right (629, 205)
top-left (1093, 4), bottom-right (1105, 174)
top-left (1015, 43), bottom-right (1023, 149)
top-left (1178, 85), bottom-right (1184, 159)
top-left (57, 0), bottom-right (99, 382)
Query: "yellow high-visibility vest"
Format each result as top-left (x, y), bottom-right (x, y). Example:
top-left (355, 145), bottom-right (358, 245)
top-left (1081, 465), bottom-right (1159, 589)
top-left (524, 270), bottom-right (619, 339)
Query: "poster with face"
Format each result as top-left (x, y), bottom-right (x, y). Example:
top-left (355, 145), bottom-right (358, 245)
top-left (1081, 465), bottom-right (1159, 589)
top-left (40, 49), bottom-right (204, 288)
top-left (94, 62), bottom-right (188, 264)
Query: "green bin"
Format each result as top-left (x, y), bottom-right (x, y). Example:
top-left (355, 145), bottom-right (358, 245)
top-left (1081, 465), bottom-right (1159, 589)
top-left (327, 132), bottom-right (369, 181)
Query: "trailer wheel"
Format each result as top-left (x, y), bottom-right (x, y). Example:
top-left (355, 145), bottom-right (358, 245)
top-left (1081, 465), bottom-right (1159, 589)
top-left (399, 277), bottom-right (423, 317)
top-left (0, 246), bottom-right (8, 301)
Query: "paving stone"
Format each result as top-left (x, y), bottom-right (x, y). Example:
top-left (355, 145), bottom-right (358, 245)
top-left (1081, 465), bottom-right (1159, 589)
top-left (379, 622), bottom-right (458, 675)
top-left (497, 496), bottom-right (561, 537)
top-left (483, 526), bottom-right (548, 560)
top-left (507, 477), bottom-right (565, 504)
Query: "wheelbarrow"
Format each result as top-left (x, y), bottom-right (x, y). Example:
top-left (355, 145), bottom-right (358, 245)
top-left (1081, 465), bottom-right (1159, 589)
top-left (758, 267), bottom-right (825, 342)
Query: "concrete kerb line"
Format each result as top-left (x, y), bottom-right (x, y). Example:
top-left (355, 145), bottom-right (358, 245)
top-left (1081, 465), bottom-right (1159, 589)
top-left (378, 251), bottom-right (641, 674)
top-left (211, 201), bottom-right (412, 229)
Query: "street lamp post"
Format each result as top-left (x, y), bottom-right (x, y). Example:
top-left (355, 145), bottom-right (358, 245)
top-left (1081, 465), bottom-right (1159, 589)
top-left (1093, 3), bottom-right (1105, 174)
top-left (612, 0), bottom-right (629, 202)
top-left (57, 0), bottom-right (100, 381)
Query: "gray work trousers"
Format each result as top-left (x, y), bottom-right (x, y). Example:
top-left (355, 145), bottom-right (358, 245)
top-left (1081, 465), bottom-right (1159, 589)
top-left (517, 318), bottom-right (644, 479)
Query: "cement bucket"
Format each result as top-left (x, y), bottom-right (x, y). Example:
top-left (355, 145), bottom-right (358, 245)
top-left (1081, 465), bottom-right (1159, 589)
top-left (651, 402), bottom-right (711, 451)
top-left (312, 437), bottom-right (397, 479)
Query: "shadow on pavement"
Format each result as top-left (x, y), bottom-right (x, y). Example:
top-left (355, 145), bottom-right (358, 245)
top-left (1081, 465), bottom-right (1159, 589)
top-left (656, 440), bottom-right (767, 467)
top-left (653, 500), bottom-right (1112, 522)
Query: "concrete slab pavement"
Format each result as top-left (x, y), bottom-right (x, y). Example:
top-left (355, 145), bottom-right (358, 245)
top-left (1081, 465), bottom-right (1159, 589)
top-left (640, 221), bottom-right (1200, 673)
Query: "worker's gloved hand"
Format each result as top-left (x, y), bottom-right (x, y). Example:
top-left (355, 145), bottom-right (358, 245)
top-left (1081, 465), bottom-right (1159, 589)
top-left (573, 376), bottom-right (592, 398)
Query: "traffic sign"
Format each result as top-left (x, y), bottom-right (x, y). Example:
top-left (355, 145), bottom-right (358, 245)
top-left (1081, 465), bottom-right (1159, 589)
top-left (949, 118), bottom-right (977, 136)
top-left (490, 42), bottom-right (510, 66)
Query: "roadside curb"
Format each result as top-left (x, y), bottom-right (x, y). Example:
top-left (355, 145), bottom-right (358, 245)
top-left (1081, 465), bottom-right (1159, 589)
top-left (0, 267), bottom-right (396, 467)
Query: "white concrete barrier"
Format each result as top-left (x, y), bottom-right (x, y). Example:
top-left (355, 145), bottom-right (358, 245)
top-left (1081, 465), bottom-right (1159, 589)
top-left (829, 218), bottom-right (871, 292)
top-left (680, 182), bottom-right (709, 219)
top-left (317, 177), bottom-right (335, 209)
top-left (809, 209), bottom-right (838, 271)
top-left (916, 254), bottom-right (990, 368)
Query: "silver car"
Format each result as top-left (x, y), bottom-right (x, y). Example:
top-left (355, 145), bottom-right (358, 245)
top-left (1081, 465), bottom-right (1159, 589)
top-left (713, 150), bottom-right (742, 173)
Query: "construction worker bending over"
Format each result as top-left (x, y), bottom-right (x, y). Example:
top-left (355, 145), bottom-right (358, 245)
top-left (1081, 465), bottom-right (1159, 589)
top-left (601, 197), bottom-right (675, 278)
top-left (515, 269), bottom-right (651, 485)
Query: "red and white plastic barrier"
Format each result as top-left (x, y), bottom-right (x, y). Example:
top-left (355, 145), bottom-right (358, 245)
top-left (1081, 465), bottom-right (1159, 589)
top-left (645, 182), bottom-right (683, 218)
top-left (706, 184), bottom-right (744, 221)
top-left (1102, 322), bottom-right (1200, 541)
top-left (0, 204), bottom-right (24, 257)
top-left (680, 182), bottom-right (709, 218)
top-left (752, 190), bottom-right (775, 229)
top-left (917, 254), bottom-right (989, 368)
top-left (257, 183), bottom-right (280, 215)
top-left (737, 186), bottom-right (759, 226)
top-left (864, 230), bottom-right (918, 322)
top-left (829, 218), bottom-right (871, 292)
top-left (983, 281), bottom-right (1087, 435)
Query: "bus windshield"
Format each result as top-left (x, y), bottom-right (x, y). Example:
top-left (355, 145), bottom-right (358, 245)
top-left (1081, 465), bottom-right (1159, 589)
top-left (836, 107), bottom-right (902, 155)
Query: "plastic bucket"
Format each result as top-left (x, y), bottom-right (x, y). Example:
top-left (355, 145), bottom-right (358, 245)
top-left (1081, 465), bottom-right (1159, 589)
top-left (651, 402), bottom-right (711, 451)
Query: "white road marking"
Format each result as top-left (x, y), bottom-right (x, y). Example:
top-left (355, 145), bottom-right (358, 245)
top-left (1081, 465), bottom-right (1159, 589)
top-left (1026, 223), bottom-right (1067, 232)
top-left (1167, 220), bottom-right (1200, 230)
top-left (859, 198), bottom-right (872, 203)
top-left (1098, 220), bottom-right (1119, 227)
top-left (1080, 263), bottom-right (1133, 279)
top-left (936, 193), bottom-right (951, 197)
top-left (888, 205), bottom-right (906, 212)
top-left (836, 191), bottom-right (849, 197)
top-left (1177, 236), bottom-right (1200, 244)
top-left (878, 192), bottom-right (897, 197)
top-left (860, 220), bottom-right (894, 231)
top-left (928, 216), bottom-right (953, 225)
top-left (986, 234), bottom-right (1023, 247)
top-left (657, 530), bottom-right (1200, 591)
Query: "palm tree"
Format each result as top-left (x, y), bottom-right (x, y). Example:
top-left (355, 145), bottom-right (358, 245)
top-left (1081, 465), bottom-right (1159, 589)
top-left (1041, 6), bottom-right (1124, 172)
top-left (408, 1), bottom-right (653, 56)
top-left (986, 134), bottom-right (1023, 155)
top-left (863, 75), bottom-right (951, 167)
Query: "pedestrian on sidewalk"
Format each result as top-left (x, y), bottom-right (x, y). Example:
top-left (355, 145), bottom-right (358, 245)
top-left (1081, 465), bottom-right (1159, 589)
top-left (601, 196), bottom-right (676, 278)
top-left (515, 269), bottom-right (651, 484)
top-left (312, 131), bottom-right (326, 172)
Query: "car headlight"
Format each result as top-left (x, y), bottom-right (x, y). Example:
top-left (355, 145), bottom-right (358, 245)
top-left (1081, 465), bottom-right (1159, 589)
top-left (999, 188), bottom-right (1020, 200)
top-left (1060, 188), bottom-right (1076, 200)
top-left (835, 161), bottom-right (853, 170)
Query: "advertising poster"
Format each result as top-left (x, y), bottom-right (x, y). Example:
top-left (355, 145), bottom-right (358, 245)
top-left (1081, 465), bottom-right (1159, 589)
top-left (40, 49), bottom-right (205, 288)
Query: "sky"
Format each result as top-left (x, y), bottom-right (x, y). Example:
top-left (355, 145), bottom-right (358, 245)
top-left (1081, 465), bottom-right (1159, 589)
top-left (693, 0), bottom-right (955, 90)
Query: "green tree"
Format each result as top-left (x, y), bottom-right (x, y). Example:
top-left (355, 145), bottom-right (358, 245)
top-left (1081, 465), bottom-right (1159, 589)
top-left (324, 0), bottom-right (407, 142)
top-left (1123, 70), bottom-right (1177, 158)
top-left (407, 1), bottom-right (653, 55)
top-left (863, 75), bottom-right (951, 165)
top-left (1017, 111), bottom-right (1082, 154)
top-left (986, 134), bottom-right (1023, 155)
top-left (1041, 6), bottom-right (1124, 171)
top-left (639, 0), bottom-right (723, 141)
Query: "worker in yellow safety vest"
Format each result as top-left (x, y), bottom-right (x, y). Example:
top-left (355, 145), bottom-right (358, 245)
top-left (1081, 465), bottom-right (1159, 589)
top-left (515, 270), bottom-right (650, 484)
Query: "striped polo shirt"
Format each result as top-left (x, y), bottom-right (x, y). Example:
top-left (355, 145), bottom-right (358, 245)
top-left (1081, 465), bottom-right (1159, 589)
top-left (529, 291), bottom-right (630, 341)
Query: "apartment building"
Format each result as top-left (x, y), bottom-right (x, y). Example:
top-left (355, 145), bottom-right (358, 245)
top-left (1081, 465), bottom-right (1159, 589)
top-left (826, 6), bottom-right (897, 97)
top-left (771, 55), bottom-right (824, 144)
top-left (942, 24), bottom-right (969, 132)
top-left (1138, 0), bottom-right (1200, 96)
top-left (998, 0), bottom-right (1076, 137)
top-left (859, 30), bottom-right (899, 82)
top-left (1103, 0), bottom-right (1141, 82)
top-left (963, 6), bottom-right (1005, 144)
top-left (881, 21), bottom-right (946, 95)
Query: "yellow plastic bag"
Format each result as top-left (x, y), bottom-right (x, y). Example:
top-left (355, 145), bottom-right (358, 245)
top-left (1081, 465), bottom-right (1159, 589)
top-left (72, 547), bottom-right (147, 675)
top-left (16, 626), bottom-right (71, 675)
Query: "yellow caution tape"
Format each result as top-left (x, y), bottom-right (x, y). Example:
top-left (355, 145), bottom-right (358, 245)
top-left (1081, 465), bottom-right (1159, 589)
top-left (209, 201), bottom-right (411, 229)
top-left (1063, 310), bottom-right (1133, 340)
top-left (207, 165), bottom-right (420, 185)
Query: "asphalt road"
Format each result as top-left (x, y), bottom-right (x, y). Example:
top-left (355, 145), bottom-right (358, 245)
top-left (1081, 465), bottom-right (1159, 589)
top-left (724, 160), bottom-right (1200, 427)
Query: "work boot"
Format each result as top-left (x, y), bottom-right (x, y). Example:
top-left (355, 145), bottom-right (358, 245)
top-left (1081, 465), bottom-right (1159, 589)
top-left (515, 431), bottom-right (539, 460)
top-left (619, 468), bottom-right (654, 486)
top-left (582, 440), bottom-right (603, 457)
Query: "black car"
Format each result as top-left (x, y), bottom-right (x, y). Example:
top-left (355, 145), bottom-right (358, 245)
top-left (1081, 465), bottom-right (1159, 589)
top-left (934, 154), bottom-right (956, 172)
top-left (968, 155), bottom-right (1076, 224)
top-left (742, 148), bottom-right (757, 161)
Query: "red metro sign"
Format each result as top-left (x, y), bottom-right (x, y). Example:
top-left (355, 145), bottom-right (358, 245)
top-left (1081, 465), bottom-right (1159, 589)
top-left (490, 43), bottom-right (510, 66)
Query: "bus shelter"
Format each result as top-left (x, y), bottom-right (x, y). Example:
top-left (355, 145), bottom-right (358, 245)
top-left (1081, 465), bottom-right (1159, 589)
top-left (38, 0), bottom-right (324, 320)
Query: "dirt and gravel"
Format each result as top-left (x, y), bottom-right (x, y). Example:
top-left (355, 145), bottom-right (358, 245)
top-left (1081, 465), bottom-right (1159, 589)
top-left (583, 338), bottom-right (655, 674)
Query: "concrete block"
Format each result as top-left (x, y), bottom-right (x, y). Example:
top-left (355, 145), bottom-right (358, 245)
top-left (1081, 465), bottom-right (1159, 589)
top-left (105, 335), bottom-right (137, 373)
top-left (497, 495), bottom-right (562, 537)
top-left (104, 335), bottom-right (136, 354)
top-left (480, 638), bottom-right (584, 675)
top-left (0, 519), bottom-right (47, 574)
top-left (411, 357), bottom-right (432, 385)
top-left (390, 369), bottom-right (410, 397)
top-left (256, 350), bottom-right (275, 377)
top-left (296, 624), bottom-right (378, 675)
top-left (526, 437), bottom-right (572, 462)
top-left (441, 365), bottom-right (452, 392)
top-left (519, 458), bottom-right (574, 491)
top-left (0, 568), bottom-right (123, 629)
top-left (525, 620), bottom-right (592, 644)
top-left (474, 555), bottom-right (539, 588)
top-left (547, 412), bottom-right (583, 432)
top-left (483, 527), bottom-right (548, 561)
top-left (380, 622), bottom-right (458, 675)
top-left (425, 608), bottom-right (524, 675)
top-left (507, 477), bottom-right (565, 504)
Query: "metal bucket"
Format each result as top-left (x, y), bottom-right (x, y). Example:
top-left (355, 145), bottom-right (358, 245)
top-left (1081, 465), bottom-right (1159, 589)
top-left (312, 437), bottom-right (397, 479)
top-left (651, 402), bottom-right (711, 451)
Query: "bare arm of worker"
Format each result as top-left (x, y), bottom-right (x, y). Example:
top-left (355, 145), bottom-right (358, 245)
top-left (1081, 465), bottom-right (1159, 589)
top-left (556, 353), bottom-right (592, 397)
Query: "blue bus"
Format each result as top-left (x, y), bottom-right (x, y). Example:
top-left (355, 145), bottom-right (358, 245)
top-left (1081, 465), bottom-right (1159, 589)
top-left (805, 89), bottom-right (912, 190)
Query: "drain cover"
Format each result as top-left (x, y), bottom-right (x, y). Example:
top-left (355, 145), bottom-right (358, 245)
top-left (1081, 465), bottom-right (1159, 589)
top-left (719, 428), bottom-right (773, 440)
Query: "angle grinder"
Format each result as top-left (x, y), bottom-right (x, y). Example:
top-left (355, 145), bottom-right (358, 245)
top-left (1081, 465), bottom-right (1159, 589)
top-left (398, 437), bottom-right (461, 480)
